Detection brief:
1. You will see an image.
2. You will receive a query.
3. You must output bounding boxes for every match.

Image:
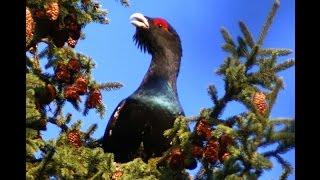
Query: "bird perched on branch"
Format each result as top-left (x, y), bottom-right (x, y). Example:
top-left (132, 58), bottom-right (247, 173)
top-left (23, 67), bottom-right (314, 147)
top-left (102, 13), bottom-right (184, 163)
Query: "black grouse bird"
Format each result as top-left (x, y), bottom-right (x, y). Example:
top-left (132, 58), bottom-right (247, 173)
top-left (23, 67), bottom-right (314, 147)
top-left (102, 13), bottom-right (184, 163)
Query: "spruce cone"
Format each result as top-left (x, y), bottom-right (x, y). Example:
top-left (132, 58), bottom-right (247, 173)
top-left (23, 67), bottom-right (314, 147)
top-left (74, 76), bottom-right (88, 95)
top-left (67, 37), bottom-right (78, 48)
top-left (86, 89), bottom-right (102, 108)
top-left (64, 85), bottom-right (80, 101)
top-left (196, 119), bottom-right (212, 140)
top-left (68, 58), bottom-right (80, 73)
top-left (55, 64), bottom-right (71, 83)
top-left (67, 130), bottom-right (82, 148)
top-left (111, 170), bottom-right (123, 180)
top-left (252, 92), bottom-right (268, 115)
top-left (191, 145), bottom-right (203, 159)
top-left (26, 7), bottom-right (35, 40)
top-left (45, 2), bottom-right (60, 21)
top-left (169, 148), bottom-right (184, 169)
top-left (203, 140), bottom-right (219, 163)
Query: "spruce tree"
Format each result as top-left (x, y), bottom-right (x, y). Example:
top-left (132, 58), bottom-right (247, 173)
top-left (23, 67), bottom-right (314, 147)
top-left (26, 0), bottom-right (294, 179)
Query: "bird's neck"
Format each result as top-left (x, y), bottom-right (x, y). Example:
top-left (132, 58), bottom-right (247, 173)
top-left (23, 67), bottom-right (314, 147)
top-left (140, 49), bottom-right (181, 91)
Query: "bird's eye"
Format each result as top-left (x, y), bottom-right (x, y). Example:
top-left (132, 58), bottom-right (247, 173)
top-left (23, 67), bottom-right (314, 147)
top-left (158, 24), bottom-right (163, 28)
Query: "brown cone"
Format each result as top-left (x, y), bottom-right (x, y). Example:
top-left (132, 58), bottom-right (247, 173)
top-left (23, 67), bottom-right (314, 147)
top-left (169, 148), bottom-right (185, 169)
top-left (74, 76), bottom-right (88, 95)
top-left (45, 2), bottom-right (60, 21)
top-left (203, 140), bottom-right (219, 163)
top-left (64, 85), bottom-right (80, 101)
top-left (67, 37), bottom-right (78, 48)
top-left (86, 89), bottom-right (102, 108)
top-left (68, 58), bottom-right (80, 73)
top-left (196, 119), bottom-right (212, 140)
top-left (26, 7), bottom-right (35, 40)
top-left (67, 130), bottom-right (82, 148)
top-left (252, 92), bottom-right (268, 115)
top-left (55, 64), bottom-right (71, 83)
top-left (111, 170), bottom-right (123, 180)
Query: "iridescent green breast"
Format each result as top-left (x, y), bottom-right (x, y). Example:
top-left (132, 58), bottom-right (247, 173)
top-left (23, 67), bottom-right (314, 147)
top-left (131, 77), bottom-right (183, 116)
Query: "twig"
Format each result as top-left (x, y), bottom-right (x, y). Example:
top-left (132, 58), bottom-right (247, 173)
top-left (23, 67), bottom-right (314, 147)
top-left (48, 117), bottom-right (69, 132)
top-left (210, 91), bottom-right (232, 119)
top-left (36, 145), bottom-right (55, 179)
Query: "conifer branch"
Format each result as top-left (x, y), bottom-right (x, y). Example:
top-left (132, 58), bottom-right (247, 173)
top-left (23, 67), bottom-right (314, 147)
top-left (36, 146), bottom-right (55, 179)
top-left (222, 44), bottom-right (238, 57)
top-left (258, 48), bottom-right (292, 57)
top-left (267, 78), bottom-right (283, 110)
top-left (237, 36), bottom-right (248, 57)
top-left (194, 165), bottom-right (206, 180)
top-left (53, 98), bottom-right (65, 118)
top-left (83, 106), bottom-right (89, 116)
top-left (97, 82), bottom-right (123, 91)
top-left (262, 144), bottom-right (292, 158)
top-left (65, 113), bottom-right (72, 124)
top-left (210, 92), bottom-right (232, 120)
top-left (272, 59), bottom-right (295, 72)
top-left (96, 103), bottom-right (106, 119)
top-left (225, 114), bottom-right (245, 127)
top-left (84, 124), bottom-right (98, 140)
top-left (274, 154), bottom-right (292, 180)
top-left (48, 116), bottom-right (69, 132)
top-left (221, 27), bottom-right (236, 47)
top-left (32, 45), bottom-right (41, 73)
top-left (185, 115), bottom-right (200, 123)
top-left (257, 0), bottom-right (280, 46)
top-left (269, 118), bottom-right (294, 126)
top-left (207, 85), bottom-right (219, 105)
top-left (239, 21), bottom-right (255, 48)
top-left (245, 45), bottom-right (259, 72)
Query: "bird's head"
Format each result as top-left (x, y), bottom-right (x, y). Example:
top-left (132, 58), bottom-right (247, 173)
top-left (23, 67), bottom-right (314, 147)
top-left (130, 13), bottom-right (182, 58)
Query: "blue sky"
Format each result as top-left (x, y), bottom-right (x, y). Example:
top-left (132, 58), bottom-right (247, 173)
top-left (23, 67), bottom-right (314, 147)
top-left (41, 0), bottom-right (295, 179)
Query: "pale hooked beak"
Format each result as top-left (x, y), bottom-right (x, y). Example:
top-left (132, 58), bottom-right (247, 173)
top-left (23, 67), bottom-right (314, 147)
top-left (130, 13), bottom-right (149, 29)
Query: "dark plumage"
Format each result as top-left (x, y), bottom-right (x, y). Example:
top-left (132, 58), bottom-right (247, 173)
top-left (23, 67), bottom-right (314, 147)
top-left (102, 13), bottom-right (184, 163)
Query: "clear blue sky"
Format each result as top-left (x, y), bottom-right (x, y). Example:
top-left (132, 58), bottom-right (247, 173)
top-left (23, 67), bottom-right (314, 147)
top-left (42, 0), bottom-right (295, 179)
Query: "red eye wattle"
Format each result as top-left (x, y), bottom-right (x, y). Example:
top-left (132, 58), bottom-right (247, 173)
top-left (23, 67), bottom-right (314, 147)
top-left (153, 18), bottom-right (169, 30)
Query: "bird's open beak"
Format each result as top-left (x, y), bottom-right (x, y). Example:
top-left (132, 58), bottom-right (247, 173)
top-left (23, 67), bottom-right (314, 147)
top-left (130, 13), bottom-right (149, 29)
